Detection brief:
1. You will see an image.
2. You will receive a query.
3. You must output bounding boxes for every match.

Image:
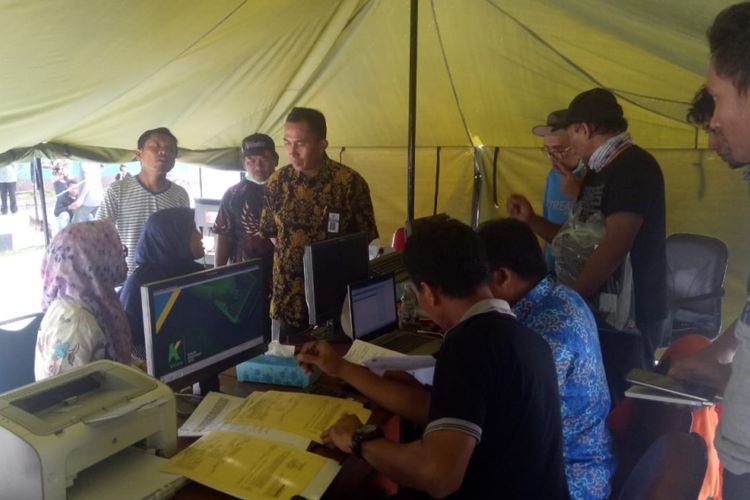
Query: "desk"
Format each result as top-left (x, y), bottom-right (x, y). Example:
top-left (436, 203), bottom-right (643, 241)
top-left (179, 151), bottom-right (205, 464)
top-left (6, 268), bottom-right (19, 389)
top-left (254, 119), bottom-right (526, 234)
top-left (174, 365), bottom-right (398, 499)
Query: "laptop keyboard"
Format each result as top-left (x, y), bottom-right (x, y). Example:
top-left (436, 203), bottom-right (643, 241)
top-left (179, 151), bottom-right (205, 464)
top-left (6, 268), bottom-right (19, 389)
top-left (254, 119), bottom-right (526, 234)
top-left (381, 333), bottom-right (433, 353)
top-left (369, 252), bottom-right (409, 282)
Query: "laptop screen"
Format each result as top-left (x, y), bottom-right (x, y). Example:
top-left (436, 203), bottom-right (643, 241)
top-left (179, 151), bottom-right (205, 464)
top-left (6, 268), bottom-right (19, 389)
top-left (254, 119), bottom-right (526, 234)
top-left (348, 274), bottom-right (399, 340)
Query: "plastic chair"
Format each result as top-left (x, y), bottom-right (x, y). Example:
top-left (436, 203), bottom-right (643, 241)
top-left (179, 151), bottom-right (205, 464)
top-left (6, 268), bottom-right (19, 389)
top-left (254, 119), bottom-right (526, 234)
top-left (663, 233), bottom-right (728, 342)
top-left (391, 227), bottom-right (406, 251)
top-left (617, 432), bottom-right (708, 500)
top-left (0, 312), bottom-right (43, 392)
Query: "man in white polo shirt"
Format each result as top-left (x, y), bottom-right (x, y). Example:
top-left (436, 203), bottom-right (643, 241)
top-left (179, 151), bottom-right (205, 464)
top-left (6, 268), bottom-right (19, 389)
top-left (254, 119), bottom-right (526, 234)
top-left (97, 127), bottom-right (189, 273)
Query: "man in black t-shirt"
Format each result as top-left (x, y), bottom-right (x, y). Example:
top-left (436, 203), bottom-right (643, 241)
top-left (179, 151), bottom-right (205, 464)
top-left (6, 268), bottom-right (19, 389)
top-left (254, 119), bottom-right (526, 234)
top-left (508, 88), bottom-right (667, 400)
top-left (297, 217), bottom-right (568, 499)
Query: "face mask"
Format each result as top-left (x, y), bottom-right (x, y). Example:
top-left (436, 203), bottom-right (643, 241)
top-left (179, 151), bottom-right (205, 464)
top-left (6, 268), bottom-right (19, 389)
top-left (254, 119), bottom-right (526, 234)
top-left (245, 173), bottom-right (268, 185)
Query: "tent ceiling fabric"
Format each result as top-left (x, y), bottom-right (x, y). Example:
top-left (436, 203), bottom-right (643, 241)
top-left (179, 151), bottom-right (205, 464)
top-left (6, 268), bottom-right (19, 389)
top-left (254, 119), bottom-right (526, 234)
top-left (0, 0), bottom-right (738, 166)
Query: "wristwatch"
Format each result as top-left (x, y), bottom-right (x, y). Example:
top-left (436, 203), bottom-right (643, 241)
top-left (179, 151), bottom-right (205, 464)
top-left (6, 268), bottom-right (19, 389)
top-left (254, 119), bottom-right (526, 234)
top-left (350, 424), bottom-right (383, 458)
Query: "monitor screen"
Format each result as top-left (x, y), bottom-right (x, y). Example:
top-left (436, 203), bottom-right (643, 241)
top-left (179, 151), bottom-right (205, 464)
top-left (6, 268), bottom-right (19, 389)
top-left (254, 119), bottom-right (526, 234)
top-left (303, 232), bottom-right (370, 326)
top-left (141, 259), bottom-right (269, 389)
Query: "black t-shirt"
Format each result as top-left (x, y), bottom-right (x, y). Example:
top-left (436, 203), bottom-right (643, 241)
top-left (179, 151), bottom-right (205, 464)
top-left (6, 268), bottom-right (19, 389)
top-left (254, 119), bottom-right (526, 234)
top-left (426, 310), bottom-right (569, 499)
top-left (577, 145), bottom-right (667, 322)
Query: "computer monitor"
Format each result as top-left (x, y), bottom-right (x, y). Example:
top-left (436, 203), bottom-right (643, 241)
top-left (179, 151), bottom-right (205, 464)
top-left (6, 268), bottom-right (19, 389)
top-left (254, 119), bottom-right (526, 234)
top-left (141, 259), bottom-right (269, 391)
top-left (303, 232), bottom-right (370, 327)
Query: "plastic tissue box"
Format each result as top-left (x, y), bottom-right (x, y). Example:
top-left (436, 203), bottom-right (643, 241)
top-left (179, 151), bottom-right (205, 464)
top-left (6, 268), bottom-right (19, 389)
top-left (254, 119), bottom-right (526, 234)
top-left (236, 354), bottom-right (318, 387)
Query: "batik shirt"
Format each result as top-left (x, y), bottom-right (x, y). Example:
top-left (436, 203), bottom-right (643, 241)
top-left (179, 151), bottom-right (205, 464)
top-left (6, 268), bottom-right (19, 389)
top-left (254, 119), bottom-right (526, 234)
top-left (259, 156), bottom-right (378, 327)
top-left (213, 179), bottom-right (274, 264)
top-left (512, 276), bottom-right (616, 500)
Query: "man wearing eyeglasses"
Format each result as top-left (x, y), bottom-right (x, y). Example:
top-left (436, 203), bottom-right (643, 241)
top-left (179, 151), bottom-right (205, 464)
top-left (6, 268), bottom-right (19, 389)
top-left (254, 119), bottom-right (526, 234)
top-left (532, 110), bottom-right (585, 272)
top-left (508, 89), bottom-right (667, 402)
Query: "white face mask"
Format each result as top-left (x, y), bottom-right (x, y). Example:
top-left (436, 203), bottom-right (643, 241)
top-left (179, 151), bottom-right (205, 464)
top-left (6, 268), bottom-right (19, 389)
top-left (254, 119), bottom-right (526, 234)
top-left (245, 173), bottom-right (268, 185)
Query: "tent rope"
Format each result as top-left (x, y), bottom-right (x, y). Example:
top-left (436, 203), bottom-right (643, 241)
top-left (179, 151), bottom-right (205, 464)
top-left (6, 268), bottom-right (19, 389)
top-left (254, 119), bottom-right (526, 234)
top-left (430, 0), bottom-right (474, 145)
top-left (483, 0), bottom-right (690, 126)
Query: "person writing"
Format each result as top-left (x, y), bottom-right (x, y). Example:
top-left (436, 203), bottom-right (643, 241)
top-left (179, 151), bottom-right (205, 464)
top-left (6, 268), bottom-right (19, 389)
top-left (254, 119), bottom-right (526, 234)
top-left (297, 216), bottom-right (569, 499)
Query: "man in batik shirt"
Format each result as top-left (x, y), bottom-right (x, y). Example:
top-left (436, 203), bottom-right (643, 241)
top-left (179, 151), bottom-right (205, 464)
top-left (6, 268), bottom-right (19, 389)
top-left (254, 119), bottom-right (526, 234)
top-left (213, 133), bottom-right (277, 269)
top-left (260, 107), bottom-right (378, 338)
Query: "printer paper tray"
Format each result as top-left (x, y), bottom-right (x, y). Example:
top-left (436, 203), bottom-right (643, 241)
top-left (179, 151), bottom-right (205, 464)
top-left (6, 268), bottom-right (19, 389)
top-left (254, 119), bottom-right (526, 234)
top-left (67, 447), bottom-right (188, 500)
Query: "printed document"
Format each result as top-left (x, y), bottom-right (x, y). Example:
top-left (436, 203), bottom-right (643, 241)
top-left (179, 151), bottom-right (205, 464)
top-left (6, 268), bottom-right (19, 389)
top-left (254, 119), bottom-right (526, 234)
top-left (162, 430), bottom-right (340, 500)
top-left (178, 391), bottom-right (310, 449)
top-left (224, 390), bottom-right (371, 443)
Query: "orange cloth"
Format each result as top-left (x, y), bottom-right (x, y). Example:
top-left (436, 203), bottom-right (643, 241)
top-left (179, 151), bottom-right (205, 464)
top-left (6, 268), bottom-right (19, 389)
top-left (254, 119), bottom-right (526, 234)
top-left (660, 335), bottom-right (722, 500)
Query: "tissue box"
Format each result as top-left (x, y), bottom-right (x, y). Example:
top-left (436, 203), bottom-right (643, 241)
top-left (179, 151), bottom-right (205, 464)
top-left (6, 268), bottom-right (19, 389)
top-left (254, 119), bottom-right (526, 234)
top-left (236, 354), bottom-right (318, 387)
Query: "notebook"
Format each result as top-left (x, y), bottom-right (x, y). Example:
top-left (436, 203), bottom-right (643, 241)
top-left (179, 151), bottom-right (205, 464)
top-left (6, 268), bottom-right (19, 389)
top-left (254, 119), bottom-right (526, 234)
top-left (347, 274), bottom-right (441, 355)
top-left (625, 368), bottom-right (722, 406)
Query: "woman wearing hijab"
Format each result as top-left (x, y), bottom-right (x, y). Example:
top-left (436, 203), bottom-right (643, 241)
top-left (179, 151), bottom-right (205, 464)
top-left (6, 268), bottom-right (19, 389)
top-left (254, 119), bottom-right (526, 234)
top-left (119, 207), bottom-right (205, 358)
top-left (35, 220), bottom-right (131, 380)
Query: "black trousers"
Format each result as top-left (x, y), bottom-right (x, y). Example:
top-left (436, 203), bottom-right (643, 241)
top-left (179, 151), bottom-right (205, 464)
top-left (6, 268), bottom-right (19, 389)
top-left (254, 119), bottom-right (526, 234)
top-left (724, 468), bottom-right (750, 500)
top-left (0, 182), bottom-right (17, 214)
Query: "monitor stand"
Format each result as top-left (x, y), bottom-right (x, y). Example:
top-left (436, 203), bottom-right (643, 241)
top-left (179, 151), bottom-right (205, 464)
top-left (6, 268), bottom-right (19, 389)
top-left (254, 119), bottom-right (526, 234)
top-left (311, 318), bottom-right (350, 343)
top-left (192, 375), bottom-right (220, 396)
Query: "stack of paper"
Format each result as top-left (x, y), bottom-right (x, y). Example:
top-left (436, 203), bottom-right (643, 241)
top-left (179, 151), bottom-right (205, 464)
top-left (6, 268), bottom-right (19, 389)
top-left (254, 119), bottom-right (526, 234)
top-left (162, 431), bottom-right (340, 500)
top-left (168, 390), bottom-right (372, 499)
top-left (344, 339), bottom-right (436, 386)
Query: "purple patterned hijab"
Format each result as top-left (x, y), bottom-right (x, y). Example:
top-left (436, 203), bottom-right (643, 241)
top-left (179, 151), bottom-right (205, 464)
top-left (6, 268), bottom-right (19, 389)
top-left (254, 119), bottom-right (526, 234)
top-left (41, 220), bottom-right (132, 364)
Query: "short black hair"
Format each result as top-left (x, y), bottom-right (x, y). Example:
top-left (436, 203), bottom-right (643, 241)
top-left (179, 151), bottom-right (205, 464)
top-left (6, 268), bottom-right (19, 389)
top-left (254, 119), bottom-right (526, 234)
top-left (403, 216), bottom-right (489, 298)
top-left (709, 2), bottom-right (750, 94)
top-left (588, 119), bottom-right (628, 136)
top-left (477, 218), bottom-right (548, 282)
top-left (286, 107), bottom-right (327, 139)
top-left (66, 179), bottom-right (77, 187)
top-left (137, 127), bottom-right (178, 149)
top-left (686, 86), bottom-right (714, 127)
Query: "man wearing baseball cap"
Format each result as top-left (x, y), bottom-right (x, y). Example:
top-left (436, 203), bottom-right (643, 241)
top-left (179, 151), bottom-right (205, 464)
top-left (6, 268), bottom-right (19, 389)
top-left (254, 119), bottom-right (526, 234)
top-left (213, 133), bottom-right (278, 268)
top-left (508, 88), bottom-right (667, 401)
top-left (532, 109), bottom-right (584, 272)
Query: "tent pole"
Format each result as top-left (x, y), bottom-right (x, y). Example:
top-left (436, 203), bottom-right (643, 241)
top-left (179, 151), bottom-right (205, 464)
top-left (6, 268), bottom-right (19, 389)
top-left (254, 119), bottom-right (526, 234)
top-left (470, 147), bottom-right (482, 229)
top-left (406, 0), bottom-right (418, 223)
top-left (33, 158), bottom-right (51, 246)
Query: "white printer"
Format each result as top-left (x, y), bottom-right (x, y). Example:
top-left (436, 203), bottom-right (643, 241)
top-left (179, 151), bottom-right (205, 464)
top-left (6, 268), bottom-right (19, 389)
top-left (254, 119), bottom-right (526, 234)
top-left (0, 361), bottom-right (179, 500)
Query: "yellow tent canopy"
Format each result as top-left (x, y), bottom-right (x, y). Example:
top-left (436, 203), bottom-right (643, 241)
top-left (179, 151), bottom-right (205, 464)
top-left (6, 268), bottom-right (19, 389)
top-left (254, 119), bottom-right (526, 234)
top-left (0, 0), bottom-right (747, 319)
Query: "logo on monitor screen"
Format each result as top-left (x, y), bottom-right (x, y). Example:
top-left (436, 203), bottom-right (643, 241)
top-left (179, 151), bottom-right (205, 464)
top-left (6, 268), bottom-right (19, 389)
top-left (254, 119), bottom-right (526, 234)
top-left (168, 340), bottom-right (182, 367)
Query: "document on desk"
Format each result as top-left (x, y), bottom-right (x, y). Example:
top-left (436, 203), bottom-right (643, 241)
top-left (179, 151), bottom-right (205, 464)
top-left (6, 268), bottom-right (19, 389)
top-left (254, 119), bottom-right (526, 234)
top-left (225, 390), bottom-right (372, 444)
top-left (162, 430), bottom-right (340, 500)
top-left (343, 339), bottom-right (403, 363)
top-left (344, 340), bottom-right (436, 386)
top-left (363, 355), bottom-right (436, 386)
top-left (178, 392), bottom-right (310, 449)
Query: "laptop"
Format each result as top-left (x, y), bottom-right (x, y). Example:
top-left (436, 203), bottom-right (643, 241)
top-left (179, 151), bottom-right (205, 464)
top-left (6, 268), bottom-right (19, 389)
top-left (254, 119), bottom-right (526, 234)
top-left (347, 274), bottom-right (441, 355)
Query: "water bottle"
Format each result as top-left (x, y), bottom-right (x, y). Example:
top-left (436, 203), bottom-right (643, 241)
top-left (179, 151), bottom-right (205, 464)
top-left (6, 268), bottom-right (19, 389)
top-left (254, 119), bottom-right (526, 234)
top-left (399, 284), bottom-right (418, 329)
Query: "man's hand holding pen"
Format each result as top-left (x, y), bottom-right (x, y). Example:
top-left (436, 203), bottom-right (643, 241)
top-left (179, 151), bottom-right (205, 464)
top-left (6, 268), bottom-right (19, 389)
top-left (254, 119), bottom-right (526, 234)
top-left (296, 340), bottom-right (347, 377)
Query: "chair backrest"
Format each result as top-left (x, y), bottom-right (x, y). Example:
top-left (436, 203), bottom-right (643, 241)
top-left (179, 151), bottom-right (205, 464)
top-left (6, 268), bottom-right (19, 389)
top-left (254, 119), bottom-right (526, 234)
top-left (665, 233), bottom-right (728, 339)
top-left (618, 432), bottom-right (707, 500)
top-left (0, 313), bottom-right (43, 393)
top-left (391, 227), bottom-right (406, 251)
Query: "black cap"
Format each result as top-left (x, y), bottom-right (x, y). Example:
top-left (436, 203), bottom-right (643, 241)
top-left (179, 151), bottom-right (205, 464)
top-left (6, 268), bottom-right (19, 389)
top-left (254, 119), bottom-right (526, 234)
top-left (559, 88), bottom-right (623, 127)
top-left (531, 109), bottom-right (568, 136)
top-left (241, 133), bottom-right (275, 156)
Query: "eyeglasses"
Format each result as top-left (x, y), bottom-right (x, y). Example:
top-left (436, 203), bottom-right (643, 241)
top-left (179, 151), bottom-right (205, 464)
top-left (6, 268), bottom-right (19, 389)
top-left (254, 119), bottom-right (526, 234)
top-left (122, 245), bottom-right (128, 257)
top-left (540, 146), bottom-right (573, 159)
